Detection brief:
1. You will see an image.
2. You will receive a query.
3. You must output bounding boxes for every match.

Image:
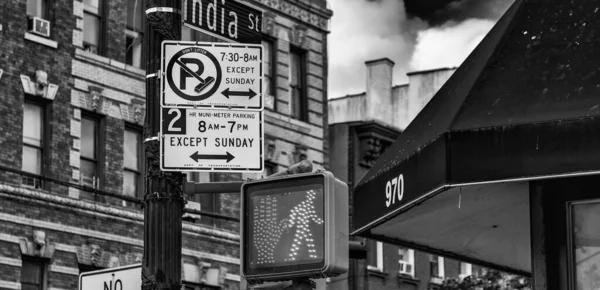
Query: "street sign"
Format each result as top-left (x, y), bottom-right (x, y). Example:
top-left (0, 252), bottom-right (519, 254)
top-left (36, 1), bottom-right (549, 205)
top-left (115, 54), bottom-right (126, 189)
top-left (79, 264), bottom-right (141, 290)
top-left (160, 107), bottom-right (263, 172)
top-left (161, 41), bottom-right (263, 110)
top-left (182, 0), bottom-right (263, 44)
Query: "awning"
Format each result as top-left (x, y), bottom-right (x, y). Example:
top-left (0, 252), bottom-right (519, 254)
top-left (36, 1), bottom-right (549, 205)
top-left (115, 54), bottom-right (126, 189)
top-left (352, 0), bottom-right (600, 275)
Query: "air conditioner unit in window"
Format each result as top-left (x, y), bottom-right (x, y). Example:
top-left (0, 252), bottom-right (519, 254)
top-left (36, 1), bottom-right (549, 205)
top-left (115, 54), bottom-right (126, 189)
top-left (28, 16), bottom-right (50, 38)
top-left (398, 261), bottom-right (413, 276)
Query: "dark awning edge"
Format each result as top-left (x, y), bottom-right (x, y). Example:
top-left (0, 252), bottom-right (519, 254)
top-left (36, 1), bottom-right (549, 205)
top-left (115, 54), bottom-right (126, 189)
top-left (352, 168), bottom-right (600, 236)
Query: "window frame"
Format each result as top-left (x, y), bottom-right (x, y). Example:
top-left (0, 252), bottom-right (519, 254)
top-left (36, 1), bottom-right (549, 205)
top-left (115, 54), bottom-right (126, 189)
top-left (261, 36), bottom-right (276, 111)
top-left (429, 255), bottom-right (445, 279)
top-left (123, 123), bottom-right (143, 199)
top-left (367, 240), bottom-right (384, 272)
top-left (289, 46), bottom-right (308, 121)
top-left (80, 112), bottom-right (104, 190)
top-left (459, 262), bottom-right (472, 279)
top-left (125, 0), bottom-right (145, 69)
top-left (83, 0), bottom-right (106, 55)
top-left (22, 97), bottom-right (50, 189)
top-left (398, 248), bottom-right (415, 277)
top-left (21, 256), bottom-right (47, 290)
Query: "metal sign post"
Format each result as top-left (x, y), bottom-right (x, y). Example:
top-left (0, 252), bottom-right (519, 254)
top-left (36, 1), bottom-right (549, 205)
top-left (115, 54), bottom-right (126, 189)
top-left (142, 1), bottom-right (184, 290)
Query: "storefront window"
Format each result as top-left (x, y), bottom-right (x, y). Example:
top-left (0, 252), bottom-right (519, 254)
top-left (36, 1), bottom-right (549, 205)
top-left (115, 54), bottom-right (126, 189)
top-left (570, 200), bottom-right (600, 290)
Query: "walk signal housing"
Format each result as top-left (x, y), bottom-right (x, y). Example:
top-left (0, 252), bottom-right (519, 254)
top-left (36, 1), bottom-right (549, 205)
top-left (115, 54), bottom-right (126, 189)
top-left (241, 171), bottom-right (349, 284)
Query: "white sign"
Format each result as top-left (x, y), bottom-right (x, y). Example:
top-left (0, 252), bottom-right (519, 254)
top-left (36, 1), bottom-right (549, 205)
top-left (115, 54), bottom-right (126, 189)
top-left (161, 41), bottom-right (263, 110)
top-left (160, 108), bottom-right (263, 172)
top-left (79, 264), bottom-right (141, 290)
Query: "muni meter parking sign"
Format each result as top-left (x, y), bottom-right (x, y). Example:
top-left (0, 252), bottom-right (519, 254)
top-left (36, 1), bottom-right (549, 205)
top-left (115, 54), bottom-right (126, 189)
top-left (161, 41), bottom-right (263, 110)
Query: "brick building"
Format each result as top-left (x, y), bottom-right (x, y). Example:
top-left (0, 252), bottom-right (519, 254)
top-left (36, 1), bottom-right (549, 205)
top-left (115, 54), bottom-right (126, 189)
top-left (0, 0), bottom-right (332, 289)
top-left (328, 59), bottom-right (481, 290)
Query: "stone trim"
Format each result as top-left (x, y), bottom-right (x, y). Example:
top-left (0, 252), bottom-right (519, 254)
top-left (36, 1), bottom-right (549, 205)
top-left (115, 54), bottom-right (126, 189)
top-left (254, 0), bottom-right (331, 31)
top-left (0, 184), bottom-right (240, 244)
top-left (24, 33), bottom-right (58, 49)
top-left (20, 70), bottom-right (59, 100)
top-left (0, 280), bottom-right (20, 290)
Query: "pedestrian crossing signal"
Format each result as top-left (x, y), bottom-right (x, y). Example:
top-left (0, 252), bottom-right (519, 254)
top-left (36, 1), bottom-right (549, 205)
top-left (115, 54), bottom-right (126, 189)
top-left (241, 171), bottom-right (349, 284)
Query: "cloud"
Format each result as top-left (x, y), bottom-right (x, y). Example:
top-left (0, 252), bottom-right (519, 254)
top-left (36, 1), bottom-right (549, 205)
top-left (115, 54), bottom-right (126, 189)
top-left (327, 0), bottom-right (514, 98)
top-left (328, 0), bottom-right (426, 98)
top-left (409, 19), bottom-right (495, 71)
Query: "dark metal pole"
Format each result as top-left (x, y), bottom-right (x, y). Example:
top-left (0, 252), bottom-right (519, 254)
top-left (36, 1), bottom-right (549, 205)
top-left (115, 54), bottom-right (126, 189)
top-left (142, 1), bottom-right (183, 290)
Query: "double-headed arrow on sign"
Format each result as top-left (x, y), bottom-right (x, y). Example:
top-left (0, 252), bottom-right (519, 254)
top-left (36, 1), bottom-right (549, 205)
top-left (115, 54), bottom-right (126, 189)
top-left (190, 151), bottom-right (235, 163)
top-left (221, 88), bottom-right (257, 99)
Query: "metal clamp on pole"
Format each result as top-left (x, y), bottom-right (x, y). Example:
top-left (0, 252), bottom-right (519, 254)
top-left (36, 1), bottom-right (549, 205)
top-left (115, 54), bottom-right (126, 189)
top-left (145, 7), bottom-right (181, 15)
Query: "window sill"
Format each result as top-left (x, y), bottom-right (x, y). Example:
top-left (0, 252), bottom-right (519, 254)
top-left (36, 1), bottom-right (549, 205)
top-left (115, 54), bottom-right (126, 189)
top-left (24, 32), bottom-right (58, 49)
top-left (367, 267), bottom-right (388, 278)
top-left (398, 274), bottom-right (419, 285)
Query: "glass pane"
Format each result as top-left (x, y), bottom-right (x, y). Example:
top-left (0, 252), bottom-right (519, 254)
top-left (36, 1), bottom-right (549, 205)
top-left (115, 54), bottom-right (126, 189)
top-left (23, 103), bottom-right (43, 147)
top-left (81, 118), bottom-right (96, 159)
top-left (27, 0), bottom-right (45, 18)
top-left (83, 13), bottom-right (100, 46)
top-left (290, 52), bottom-right (300, 85)
top-left (181, 27), bottom-right (193, 41)
top-left (21, 260), bottom-right (41, 284)
top-left (22, 146), bottom-right (42, 174)
top-left (261, 40), bottom-right (272, 77)
top-left (291, 89), bottom-right (302, 119)
top-left (83, 0), bottom-right (99, 9)
top-left (123, 170), bottom-right (137, 197)
top-left (80, 159), bottom-right (96, 186)
top-left (127, 0), bottom-right (143, 31)
top-left (572, 202), bottom-right (600, 290)
top-left (124, 129), bottom-right (139, 170)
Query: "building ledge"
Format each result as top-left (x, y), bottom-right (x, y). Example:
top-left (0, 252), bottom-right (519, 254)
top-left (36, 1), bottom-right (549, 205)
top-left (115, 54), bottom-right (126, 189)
top-left (75, 48), bottom-right (145, 79)
top-left (24, 32), bottom-right (58, 49)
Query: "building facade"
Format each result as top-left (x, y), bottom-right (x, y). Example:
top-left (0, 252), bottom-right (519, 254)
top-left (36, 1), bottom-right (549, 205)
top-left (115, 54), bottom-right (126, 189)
top-left (328, 58), bottom-right (481, 290)
top-left (0, 0), bottom-right (331, 289)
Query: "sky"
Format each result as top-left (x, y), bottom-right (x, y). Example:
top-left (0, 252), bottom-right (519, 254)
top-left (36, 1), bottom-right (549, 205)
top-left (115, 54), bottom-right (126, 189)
top-left (327, 0), bottom-right (515, 98)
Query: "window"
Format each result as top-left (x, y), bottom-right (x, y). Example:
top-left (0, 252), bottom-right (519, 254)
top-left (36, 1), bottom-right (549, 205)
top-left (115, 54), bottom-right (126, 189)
top-left (83, 0), bottom-right (103, 54)
top-left (430, 255), bottom-right (445, 279)
top-left (126, 0), bottom-right (144, 68)
top-left (21, 257), bottom-right (45, 290)
top-left (289, 47), bottom-right (307, 121)
top-left (459, 262), bottom-right (472, 279)
top-left (123, 126), bottom-right (142, 203)
top-left (398, 248), bottom-right (415, 276)
top-left (80, 116), bottom-right (101, 189)
top-left (22, 101), bottom-right (45, 188)
top-left (26, 0), bottom-right (46, 18)
top-left (182, 27), bottom-right (220, 42)
top-left (367, 240), bottom-right (383, 272)
top-left (569, 199), bottom-right (600, 290)
top-left (187, 172), bottom-right (219, 227)
top-left (262, 39), bottom-right (275, 106)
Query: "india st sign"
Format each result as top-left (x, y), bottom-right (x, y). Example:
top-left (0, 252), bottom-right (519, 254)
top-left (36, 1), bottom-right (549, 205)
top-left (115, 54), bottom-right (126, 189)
top-left (161, 41), bottom-right (263, 110)
top-left (182, 0), bottom-right (263, 44)
top-left (160, 108), bottom-right (263, 172)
